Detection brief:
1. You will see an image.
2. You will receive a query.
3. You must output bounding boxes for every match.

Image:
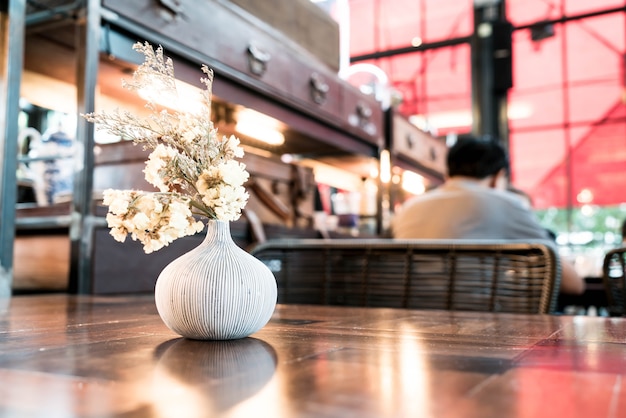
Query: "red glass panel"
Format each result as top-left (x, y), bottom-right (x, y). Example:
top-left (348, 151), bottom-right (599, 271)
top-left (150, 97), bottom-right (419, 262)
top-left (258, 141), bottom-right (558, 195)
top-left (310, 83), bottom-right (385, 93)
top-left (510, 128), bottom-right (567, 203)
top-left (422, 0), bottom-right (473, 40)
top-left (512, 29), bottom-right (563, 89)
top-left (565, 0), bottom-right (626, 15)
top-left (509, 89), bottom-right (565, 130)
top-left (508, 0), bottom-right (564, 27)
top-left (348, 0), bottom-right (626, 209)
top-left (565, 14), bottom-right (625, 83)
top-left (568, 82), bottom-right (623, 123)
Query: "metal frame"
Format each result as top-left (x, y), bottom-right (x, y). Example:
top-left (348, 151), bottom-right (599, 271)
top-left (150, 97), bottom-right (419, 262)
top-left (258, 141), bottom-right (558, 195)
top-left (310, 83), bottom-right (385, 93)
top-left (1, 0), bottom-right (100, 294)
top-left (0, 0), bottom-right (26, 296)
top-left (68, 0), bottom-right (100, 294)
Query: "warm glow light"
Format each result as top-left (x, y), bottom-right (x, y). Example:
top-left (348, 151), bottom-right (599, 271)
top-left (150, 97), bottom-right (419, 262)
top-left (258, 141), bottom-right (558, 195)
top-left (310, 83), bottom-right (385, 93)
top-left (508, 102), bottom-right (534, 119)
top-left (581, 204), bottom-right (595, 217)
top-left (236, 121), bottom-right (285, 145)
top-left (280, 153), bottom-right (294, 164)
top-left (401, 171), bottom-right (425, 195)
top-left (409, 111), bottom-right (471, 132)
top-left (409, 101), bottom-right (533, 131)
top-left (21, 71), bottom-right (76, 114)
top-left (411, 37), bottom-right (423, 47)
top-left (369, 164), bottom-right (379, 179)
top-left (380, 149), bottom-right (391, 184)
top-left (376, 323), bottom-right (429, 416)
top-left (236, 108), bottom-right (285, 145)
top-left (138, 78), bottom-right (205, 114)
top-left (298, 159), bottom-right (363, 191)
top-left (577, 188), bottom-right (594, 204)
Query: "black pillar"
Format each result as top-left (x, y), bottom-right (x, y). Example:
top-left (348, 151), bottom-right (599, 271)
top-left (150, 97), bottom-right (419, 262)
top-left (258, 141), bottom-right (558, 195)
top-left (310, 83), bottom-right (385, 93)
top-left (471, 0), bottom-right (512, 148)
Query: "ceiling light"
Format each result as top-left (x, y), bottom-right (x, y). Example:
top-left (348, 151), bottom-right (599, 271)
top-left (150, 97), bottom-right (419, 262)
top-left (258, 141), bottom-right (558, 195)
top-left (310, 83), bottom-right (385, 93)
top-left (137, 78), bottom-right (205, 114)
top-left (236, 108), bottom-right (285, 146)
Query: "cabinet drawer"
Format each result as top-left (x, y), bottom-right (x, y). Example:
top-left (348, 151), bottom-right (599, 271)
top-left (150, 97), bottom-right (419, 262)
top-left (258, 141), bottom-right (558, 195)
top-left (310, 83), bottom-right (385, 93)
top-left (391, 115), bottom-right (447, 175)
top-left (289, 55), bottom-right (341, 120)
top-left (102, 0), bottom-right (384, 149)
top-left (102, 0), bottom-right (293, 96)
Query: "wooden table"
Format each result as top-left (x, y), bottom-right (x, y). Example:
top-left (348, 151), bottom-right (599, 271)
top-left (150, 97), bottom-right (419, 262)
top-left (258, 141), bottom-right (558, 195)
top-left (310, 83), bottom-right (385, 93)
top-left (1, 295), bottom-right (625, 418)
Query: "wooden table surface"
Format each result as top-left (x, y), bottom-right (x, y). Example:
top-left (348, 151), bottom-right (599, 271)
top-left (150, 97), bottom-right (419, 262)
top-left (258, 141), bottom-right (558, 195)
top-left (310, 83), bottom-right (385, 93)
top-left (0, 294), bottom-right (625, 418)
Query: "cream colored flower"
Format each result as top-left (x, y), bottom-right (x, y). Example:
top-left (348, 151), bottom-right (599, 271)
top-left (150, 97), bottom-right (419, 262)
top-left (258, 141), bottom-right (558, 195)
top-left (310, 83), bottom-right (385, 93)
top-left (131, 212), bottom-right (152, 231)
top-left (135, 193), bottom-right (163, 214)
top-left (110, 228), bottom-right (128, 243)
top-left (219, 160), bottom-right (249, 187)
top-left (144, 144), bottom-right (179, 192)
top-left (83, 42), bottom-right (250, 253)
top-left (103, 189), bottom-right (131, 215)
top-left (224, 135), bottom-right (244, 158)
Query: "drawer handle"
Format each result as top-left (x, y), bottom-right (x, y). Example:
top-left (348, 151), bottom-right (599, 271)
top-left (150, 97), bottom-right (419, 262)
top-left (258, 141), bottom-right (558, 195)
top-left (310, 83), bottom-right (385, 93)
top-left (429, 146), bottom-right (438, 161)
top-left (157, 0), bottom-right (183, 18)
top-left (247, 43), bottom-right (271, 76)
top-left (309, 72), bottom-right (329, 104)
top-left (406, 133), bottom-right (415, 150)
top-left (349, 101), bottom-right (377, 136)
top-left (356, 101), bottom-right (373, 121)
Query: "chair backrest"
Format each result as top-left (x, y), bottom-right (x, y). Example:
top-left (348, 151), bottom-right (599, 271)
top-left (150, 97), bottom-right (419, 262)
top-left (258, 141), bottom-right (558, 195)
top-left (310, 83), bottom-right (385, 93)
top-left (250, 239), bottom-right (562, 314)
top-left (602, 247), bottom-right (626, 316)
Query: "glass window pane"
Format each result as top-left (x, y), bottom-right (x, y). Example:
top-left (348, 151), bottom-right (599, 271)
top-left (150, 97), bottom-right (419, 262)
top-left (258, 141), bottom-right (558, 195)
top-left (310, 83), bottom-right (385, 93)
top-left (424, 0), bottom-right (473, 40)
top-left (565, 14), bottom-right (625, 83)
top-left (571, 121), bottom-right (626, 207)
top-left (384, 45), bottom-right (472, 136)
top-left (507, 0), bottom-right (564, 27)
top-left (568, 82), bottom-right (623, 124)
top-left (565, 0), bottom-right (626, 15)
top-left (510, 89), bottom-right (564, 130)
top-left (512, 29), bottom-right (563, 89)
top-left (510, 128), bottom-right (568, 209)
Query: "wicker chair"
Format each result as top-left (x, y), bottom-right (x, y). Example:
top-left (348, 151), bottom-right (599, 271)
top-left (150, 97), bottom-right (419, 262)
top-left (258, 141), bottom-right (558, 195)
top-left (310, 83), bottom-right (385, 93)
top-left (250, 239), bottom-right (562, 314)
top-left (602, 247), bottom-right (626, 316)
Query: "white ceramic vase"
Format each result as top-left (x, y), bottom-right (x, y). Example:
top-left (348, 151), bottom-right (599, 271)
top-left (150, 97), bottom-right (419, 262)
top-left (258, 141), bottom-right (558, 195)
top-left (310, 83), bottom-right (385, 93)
top-left (154, 220), bottom-right (277, 340)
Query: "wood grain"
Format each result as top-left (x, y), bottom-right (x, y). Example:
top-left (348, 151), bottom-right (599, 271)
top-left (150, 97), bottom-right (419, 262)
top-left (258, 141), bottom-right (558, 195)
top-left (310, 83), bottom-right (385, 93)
top-left (0, 295), bottom-right (624, 417)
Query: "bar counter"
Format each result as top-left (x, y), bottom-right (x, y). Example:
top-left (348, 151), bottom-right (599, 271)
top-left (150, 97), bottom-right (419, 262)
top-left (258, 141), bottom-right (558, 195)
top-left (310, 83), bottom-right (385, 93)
top-left (1, 294), bottom-right (625, 417)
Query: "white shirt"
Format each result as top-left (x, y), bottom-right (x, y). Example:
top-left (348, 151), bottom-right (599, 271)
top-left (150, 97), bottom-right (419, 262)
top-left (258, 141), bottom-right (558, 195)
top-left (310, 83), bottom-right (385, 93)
top-left (391, 179), bottom-right (551, 240)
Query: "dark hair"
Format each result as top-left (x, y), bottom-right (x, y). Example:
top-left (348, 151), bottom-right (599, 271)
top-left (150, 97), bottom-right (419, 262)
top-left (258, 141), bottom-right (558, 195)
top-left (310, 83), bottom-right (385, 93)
top-left (446, 136), bottom-right (510, 179)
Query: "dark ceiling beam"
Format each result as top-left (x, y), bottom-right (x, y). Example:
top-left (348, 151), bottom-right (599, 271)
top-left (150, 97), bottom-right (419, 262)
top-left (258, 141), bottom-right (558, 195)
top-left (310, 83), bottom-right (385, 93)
top-left (516, 5), bottom-right (626, 30)
top-left (350, 5), bottom-right (626, 63)
top-left (350, 36), bottom-right (470, 63)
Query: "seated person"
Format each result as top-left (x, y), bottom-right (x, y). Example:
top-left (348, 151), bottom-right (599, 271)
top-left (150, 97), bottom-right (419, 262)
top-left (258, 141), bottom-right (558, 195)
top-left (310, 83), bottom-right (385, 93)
top-left (391, 136), bottom-right (585, 295)
top-left (508, 185), bottom-right (557, 241)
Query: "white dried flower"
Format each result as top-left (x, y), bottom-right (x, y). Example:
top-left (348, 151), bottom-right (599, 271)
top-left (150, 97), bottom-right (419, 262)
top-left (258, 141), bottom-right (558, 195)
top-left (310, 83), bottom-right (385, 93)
top-left (83, 42), bottom-right (250, 253)
top-left (219, 160), bottom-right (250, 187)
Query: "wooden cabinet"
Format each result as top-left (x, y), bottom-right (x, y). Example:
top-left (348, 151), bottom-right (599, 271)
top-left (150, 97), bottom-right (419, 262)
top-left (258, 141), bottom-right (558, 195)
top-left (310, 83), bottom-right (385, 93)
top-left (390, 113), bottom-right (446, 179)
top-left (101, 0), bottom-right (383, 150)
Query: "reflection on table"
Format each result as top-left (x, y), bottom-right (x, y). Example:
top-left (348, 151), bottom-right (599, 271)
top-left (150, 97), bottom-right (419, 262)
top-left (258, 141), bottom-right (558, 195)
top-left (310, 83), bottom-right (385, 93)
top-left (558, 276), bottom-right (609, 315)
top-left (0, 294), bottom-right (625, 417)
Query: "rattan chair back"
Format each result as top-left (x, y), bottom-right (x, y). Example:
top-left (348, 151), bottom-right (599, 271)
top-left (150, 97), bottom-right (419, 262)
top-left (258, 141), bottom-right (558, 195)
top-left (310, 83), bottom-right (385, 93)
top-left (602, 247), bottom-right (626, 316)
top-left (251, 239), bottom-right (561, 314)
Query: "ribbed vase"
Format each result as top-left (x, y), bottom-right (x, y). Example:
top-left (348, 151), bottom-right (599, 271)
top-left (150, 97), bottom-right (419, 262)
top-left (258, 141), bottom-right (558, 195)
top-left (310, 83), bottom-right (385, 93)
top-left (154, 220), bottom-right (277, 340)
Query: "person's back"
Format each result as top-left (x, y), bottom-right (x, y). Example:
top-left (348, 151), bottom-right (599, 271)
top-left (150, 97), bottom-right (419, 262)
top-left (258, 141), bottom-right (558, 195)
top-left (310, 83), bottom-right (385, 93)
top-left (391, 136), bottom-right (585, 295)
top-left (393, 179), bottom-right (551, 240)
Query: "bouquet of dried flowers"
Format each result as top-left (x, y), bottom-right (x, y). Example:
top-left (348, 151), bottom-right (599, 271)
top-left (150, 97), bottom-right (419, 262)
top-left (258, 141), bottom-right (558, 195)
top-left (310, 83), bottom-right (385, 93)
top-left (83, 42), bottom-right (249, 254)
